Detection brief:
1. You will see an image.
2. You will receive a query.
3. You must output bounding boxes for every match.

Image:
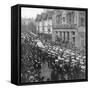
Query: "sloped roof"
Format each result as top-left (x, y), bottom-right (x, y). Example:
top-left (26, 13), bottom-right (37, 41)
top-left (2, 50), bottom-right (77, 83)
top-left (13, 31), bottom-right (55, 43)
top-left (41, 13), bottom-right (47, 20)
top-left (36, 10), bottom-right (55, 21)
top-left (47, 10), bottom-right (54, 19)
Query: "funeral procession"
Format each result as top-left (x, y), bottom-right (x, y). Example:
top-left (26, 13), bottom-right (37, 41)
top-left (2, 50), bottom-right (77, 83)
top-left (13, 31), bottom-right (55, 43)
top-left (21, 8), bottom-right (86, 83)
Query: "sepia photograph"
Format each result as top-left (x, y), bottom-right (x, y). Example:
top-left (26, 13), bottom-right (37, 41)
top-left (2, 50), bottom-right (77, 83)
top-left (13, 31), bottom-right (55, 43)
top-left (21, 6), bottom-right (87, 84)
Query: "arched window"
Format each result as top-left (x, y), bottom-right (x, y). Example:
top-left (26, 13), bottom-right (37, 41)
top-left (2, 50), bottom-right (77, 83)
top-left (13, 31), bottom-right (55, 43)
top-left (56, 15), bottom-right (62, 24)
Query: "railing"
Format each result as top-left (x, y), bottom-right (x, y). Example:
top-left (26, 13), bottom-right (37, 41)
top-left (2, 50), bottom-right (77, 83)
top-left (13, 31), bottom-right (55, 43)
top-left (53, 24), bottom-right (77, 29)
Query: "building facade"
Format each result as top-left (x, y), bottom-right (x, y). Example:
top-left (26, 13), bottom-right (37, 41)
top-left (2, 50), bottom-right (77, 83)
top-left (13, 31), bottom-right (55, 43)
top-left (36, 10), bottom-right (86, 49)
top-left (36, 10), bottom-right (54, 34)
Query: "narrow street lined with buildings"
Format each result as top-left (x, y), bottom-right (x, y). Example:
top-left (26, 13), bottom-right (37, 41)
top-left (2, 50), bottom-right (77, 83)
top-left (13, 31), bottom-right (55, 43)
top-left (21, 8), bottom-right (86, 83)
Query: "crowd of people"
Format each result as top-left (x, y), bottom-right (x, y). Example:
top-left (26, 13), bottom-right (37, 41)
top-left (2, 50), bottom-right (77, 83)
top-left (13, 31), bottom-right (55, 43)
top-left (21, 32), bottom-right (86, 83)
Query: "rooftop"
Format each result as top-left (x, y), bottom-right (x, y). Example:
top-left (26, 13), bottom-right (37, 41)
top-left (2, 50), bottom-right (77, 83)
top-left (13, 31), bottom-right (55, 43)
top-left (36, 10), bottom-right (54, 21)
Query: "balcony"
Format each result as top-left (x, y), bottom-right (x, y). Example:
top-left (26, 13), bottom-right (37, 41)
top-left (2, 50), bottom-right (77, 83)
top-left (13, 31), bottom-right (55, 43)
top-left (53, 24), bottom-right (77, 29)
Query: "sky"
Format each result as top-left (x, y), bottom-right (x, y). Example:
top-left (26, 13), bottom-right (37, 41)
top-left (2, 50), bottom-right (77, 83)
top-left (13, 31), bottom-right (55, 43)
top-left (21, 7), bottom-right (44, 19)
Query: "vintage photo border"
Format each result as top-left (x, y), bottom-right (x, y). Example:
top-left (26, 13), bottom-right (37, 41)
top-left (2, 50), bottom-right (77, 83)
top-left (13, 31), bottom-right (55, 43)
top-left (17, 4), bottom-right (88, 85)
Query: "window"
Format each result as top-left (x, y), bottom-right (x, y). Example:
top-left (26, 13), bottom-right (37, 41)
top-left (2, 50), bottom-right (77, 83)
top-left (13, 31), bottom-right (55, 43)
top-left (69, 13), bottom-right (71, 24)
top-left (48, 28), bottom-right (50, 33)
top-left (56, 31), bottom-right (58, 34)
top-left (72, 37), bottom-right (75, 43)
top-left (48, 25), bottom-right (51, 33)
top-left (56, 15), bottom-right (62, 24)
top-left (62, 17), bottom-right (65, 22)
top-left (56, 31), bottom-right (58, 33)
top-left (38, 26), bottom-right (39, 32)
top-left (72, 31), bottom-right (75, 35)
top-left (42, 25), bottom-right (44, 32)
top-left (67, 13), bottom-right (72, 24)
top-left (80, 17), bottom-right (85, 26)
